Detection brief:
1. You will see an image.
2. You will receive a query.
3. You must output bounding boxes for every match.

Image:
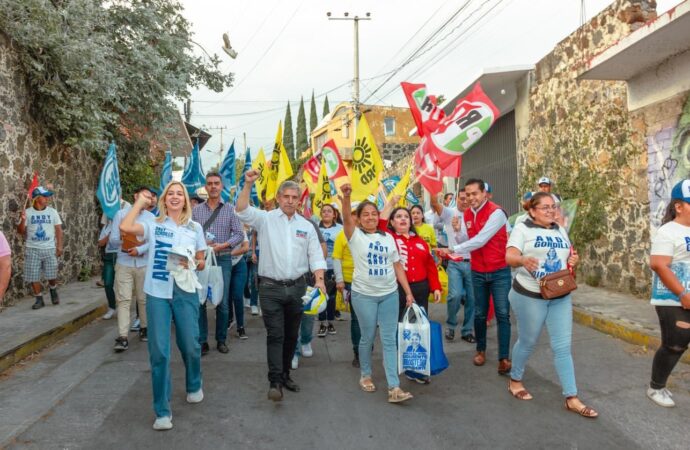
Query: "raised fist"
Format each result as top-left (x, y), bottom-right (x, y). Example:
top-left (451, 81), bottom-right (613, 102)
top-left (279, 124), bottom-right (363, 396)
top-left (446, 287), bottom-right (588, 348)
top-left (340, 183), bottom-right (352, 197)
top-left (245, 169), bottom-right (260, 184)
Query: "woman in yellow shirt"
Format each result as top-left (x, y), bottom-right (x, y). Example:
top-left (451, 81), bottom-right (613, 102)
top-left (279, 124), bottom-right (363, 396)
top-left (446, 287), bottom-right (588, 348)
top-left (332, 229), bottom-right (361, 367)
top-left (411, 205), bottom-right (436, 251)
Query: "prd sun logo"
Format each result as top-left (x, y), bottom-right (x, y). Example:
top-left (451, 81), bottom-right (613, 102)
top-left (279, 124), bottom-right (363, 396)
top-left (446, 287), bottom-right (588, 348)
top-left (256, 162), bottom-right (265, 184)
top-left (352, 136), bottom-right (373, 173)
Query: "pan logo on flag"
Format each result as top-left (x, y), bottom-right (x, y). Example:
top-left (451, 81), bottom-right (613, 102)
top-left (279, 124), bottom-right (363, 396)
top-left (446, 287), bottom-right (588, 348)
top-left (431, 100), bottom-right (496, 156)
top-left (353, 137), bottom-right (377, 183)
top-left (102, 156), bottom-right (120, 206)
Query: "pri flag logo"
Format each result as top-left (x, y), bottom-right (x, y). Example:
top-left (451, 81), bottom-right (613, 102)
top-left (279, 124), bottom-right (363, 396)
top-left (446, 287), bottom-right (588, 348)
top-left (321, 140), bottom-right (348, 180)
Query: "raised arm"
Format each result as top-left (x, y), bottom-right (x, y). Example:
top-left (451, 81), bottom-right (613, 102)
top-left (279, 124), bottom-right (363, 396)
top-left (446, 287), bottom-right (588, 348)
top-left (120, 192), bottom-right (150, 236)
top-left (429, 192), bottom-right (444, 216)
top-left (380, 194), bottom-right (401, 221)
top-left (236, 169), bottom-right (259, 213)
top-left (340, 183), bottom-right (355, 239)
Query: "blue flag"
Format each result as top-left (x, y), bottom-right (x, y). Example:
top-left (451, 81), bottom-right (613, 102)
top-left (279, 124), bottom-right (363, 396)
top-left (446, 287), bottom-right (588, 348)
top-left (220, 140), bottom-right (236, 202)
top-left (96, 143), bottom-right (122, 220)
top-left (236, 148), bottom-right (260, 206)
top-left (159, 149), bottom-right (172, 193)
top-left (182, 139), bottom-right (205, 197)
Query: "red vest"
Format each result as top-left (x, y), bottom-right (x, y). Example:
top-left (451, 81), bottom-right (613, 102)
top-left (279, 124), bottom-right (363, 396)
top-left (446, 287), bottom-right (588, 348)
top-left (463, 201), bottom-right (508, 273)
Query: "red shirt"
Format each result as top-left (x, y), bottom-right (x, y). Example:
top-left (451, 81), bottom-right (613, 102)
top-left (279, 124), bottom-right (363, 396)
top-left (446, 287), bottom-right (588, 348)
top-left (378, 219), bottom-right (441, 292)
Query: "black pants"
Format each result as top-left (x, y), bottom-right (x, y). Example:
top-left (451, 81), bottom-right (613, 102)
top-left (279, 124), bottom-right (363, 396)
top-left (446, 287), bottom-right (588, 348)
top-left (259, 279), bottom-right (307, 384)
top-left (318, 270), bottom-right (337, 322)
top-left (650, 306), bottom-right (690, 389)
top-left (398, 280), bottom-right (430, 322)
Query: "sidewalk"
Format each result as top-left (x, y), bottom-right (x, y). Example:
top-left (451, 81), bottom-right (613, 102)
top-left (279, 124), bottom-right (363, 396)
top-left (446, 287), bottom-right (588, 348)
top-left (0, 278), bottom-right (106, 373)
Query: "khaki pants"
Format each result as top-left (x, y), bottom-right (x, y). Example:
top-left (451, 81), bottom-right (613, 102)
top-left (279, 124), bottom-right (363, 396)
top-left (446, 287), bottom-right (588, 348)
top-left (115, 264), bottom-right (147, 337)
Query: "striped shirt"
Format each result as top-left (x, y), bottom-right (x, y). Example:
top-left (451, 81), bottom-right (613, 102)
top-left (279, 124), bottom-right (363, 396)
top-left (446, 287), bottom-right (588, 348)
top-left (192, 201), bottom-right (245, 253)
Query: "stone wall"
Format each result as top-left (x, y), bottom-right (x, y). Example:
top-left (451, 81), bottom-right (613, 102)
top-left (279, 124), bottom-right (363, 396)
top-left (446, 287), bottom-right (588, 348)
top-left (517, 0), bottom-right (657, 296)
top-left (382, 143), bottom-right (417, 166)
top-left (0, 33), bottom-right (102, 306)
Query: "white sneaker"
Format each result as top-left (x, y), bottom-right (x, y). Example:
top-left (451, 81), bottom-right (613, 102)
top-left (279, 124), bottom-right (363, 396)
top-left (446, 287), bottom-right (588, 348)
top-left (251, 305), bottom-right (259, 316)
top-left (647, 387), bottom-right (675, 407)
top-left (153, 416), bottom-right (173, 430)
top-left (102, 308), bottom-right (116, 320)
top-left (291, 355), bottom-right (299, 370)
top-left (186, 388), bottom-right (204, 404)
top-left (130, 318), bottom-right (141, 332)
top-left (301, 343), bottom-right (313, 358)
top-left (244, 297), bottom-right (251, 308)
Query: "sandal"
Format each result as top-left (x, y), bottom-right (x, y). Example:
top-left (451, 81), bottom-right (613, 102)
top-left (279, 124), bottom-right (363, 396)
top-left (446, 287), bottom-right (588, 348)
top-left (388, 387), bottom-right (413, 403)
top-left (508, 380), bottom-right (533, 400)
top-left (359, 377), bottom-right (376, 393)
top-left (565, 397), bottom-right (598, 418)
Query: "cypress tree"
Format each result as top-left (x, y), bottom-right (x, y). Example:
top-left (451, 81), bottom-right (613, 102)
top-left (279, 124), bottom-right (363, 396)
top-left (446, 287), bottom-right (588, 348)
top-left (322, 95), bottom-right (330, 117)
top-left (309, 90), bottom-right (318, 134)
top-left (295, 96), bottom-right (308, 155)
top-left (283, 101), bottom-right (295, 159)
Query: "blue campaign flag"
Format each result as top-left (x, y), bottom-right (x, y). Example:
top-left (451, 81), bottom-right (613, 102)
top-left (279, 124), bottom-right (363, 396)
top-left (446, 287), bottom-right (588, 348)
top-left (220, 140), bottom-right (236, 202)
top-left (159, 149), bottom-right (172, 193)
top-left (236, 148), bottom-right (260, 205)
top-left (96, 142), bottom-right (122, 220)
top-left (182, 139), bottom-right (205, 197)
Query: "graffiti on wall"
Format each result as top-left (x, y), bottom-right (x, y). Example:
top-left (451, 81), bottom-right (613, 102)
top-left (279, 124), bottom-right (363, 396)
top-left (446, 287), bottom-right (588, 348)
top-left (647, 96), bottom-right (690, 230)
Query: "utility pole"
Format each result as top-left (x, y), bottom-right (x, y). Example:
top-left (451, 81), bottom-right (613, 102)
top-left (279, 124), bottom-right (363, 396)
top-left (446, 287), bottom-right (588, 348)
top-left (205, 125), bottom-right (228, 167)
top-left (327, 11), bottom-right (371, 136)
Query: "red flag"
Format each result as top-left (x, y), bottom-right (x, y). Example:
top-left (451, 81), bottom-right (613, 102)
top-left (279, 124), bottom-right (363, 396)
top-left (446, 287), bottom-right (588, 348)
top-left (401, 82), bottom-right (446, 137)
top-left (25, 172), bottom-right (39, 207)
top-left (321, 140), bottom-right (349, 180)
top-left (428, 82), bottom-right (500, 169)
top-left (414, 140), bottom-right (443, 195)
top-left (442, 155), bottom-right (462, 178)
top-left (302, 150), bottom-right (321, 185)
top-left (299, 186), bottom-right (312, 219)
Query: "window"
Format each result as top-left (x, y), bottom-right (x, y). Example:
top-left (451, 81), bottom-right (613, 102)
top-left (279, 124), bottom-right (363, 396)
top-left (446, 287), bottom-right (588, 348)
top-left (384, 117), bottom-right (395, 136)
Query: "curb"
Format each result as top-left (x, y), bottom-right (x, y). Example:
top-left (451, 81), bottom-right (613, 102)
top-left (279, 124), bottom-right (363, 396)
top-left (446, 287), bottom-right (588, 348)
top-left (572, 306), bottom-right (690, 364)
top-left (0, 304), bottom-right (108, 373)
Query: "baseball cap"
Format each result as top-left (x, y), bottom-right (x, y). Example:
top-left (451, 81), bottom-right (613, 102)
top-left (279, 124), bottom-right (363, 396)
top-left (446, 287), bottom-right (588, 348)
top-left (522, 191), bottom-right (534, 201)
top-left (32, 186), bottom-right (54, 198)
top-left (538, 176), bottom-right (552, 185)
top-left (484, 182), bottom-right (492, 193)
top-left (671, 180), bottom-right (690, 202)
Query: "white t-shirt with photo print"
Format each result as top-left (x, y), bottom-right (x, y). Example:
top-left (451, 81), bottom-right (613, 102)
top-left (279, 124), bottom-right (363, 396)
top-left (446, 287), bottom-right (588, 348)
top-left (25, 207), bottom-right (62, 250)
top-left (348, 227), bottom-right (400, 297)
top-left (650, 220), bottom-right (690, 306)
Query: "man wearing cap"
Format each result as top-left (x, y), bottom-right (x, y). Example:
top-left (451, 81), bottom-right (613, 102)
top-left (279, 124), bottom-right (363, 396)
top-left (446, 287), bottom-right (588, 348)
top-left (17, 186), bottom-right (63, 309)
top-left (537, 176), bottom-right (562, 201)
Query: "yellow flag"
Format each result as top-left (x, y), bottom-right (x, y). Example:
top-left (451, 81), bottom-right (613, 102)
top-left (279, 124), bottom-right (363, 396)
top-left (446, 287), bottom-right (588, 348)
top-left (265, 122), bottom-right (294, 201)
top-left (251, 147), bottom-right (267, 202)
top-left (387, 164), bottom-right (413, 207)
top-left (312, 156), bottom-right (333, 218)
top-left (351, 114), bottom-right (384, 201)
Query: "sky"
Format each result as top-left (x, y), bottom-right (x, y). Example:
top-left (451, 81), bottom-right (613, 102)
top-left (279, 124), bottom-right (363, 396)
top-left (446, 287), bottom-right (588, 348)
top-left (178, 0), bottom-right (679, 171)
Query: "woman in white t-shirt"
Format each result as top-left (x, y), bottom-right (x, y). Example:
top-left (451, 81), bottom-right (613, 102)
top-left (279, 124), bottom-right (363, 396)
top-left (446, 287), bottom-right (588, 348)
top-left (505, 192), bottom-right (598, 418)
top-left (120, 181), bottom-right (207, 431)
top-left (340, 184), bottom-right (415, 403)
top-left (647, 179), bottom-right (690, 408)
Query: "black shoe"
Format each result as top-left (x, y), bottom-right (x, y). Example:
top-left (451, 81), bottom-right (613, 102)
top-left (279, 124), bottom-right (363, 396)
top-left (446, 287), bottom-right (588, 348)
top-left (445, 329), bottom-right (455, 341)
top-left (327, 324), bottom-right (337, 335)
top-left (317, 324), bottom-right (327, 337)
top-left (49, 288), bottom-right (59, 305)
top-left (32, 297), bottom-right (45, 310)
top-left (282, 374), bottom-right (300, 392)
top-left (237, 327), bottom-right (248, 340)
top-left (461, 334), bottom-right (476, 344)
top-left (268, 383), bottom-right (283, 402)
top-left (201, 342), bottom-right (210, 356)
top-left (217, 342), bottom-right (229, 354)
top-left (352, 356), bottom-right (360, 368)
top-left (114, 336), bottom-right (129, 352)
top-left (139, 328), bottom-right (148, 342)
top-left (335, 310), bottom-right (344, 321)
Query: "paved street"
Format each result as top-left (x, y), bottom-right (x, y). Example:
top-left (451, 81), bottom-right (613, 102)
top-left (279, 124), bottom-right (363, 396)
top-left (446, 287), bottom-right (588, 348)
top-left (2, 303), bottom-right (690, 450)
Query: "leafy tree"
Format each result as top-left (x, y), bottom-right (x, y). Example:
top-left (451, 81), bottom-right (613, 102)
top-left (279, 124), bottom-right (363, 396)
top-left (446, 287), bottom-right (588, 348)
top-left (296, 96), bottom-right (308, 156)
top-left (0, 0), bottom-right (234, 152)
top-left (309, 90), bottom-right (318, 135)
top-left (323, 95), bottom-right (330, 117)
top-left (283, 101), bottom-right (295, 159)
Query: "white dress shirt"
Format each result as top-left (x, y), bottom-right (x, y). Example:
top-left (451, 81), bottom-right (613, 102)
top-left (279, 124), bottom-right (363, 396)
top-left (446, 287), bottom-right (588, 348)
top-left (237, 207), bottom-right (327, 280)
top-left (452, 201), bottom-right (507, 255)
top-left (110, 207), bottom-right (154, 268)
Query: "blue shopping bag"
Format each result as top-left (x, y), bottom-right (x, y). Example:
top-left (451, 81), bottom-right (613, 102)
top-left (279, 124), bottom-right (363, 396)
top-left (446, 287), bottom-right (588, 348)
top-left (428, 320), bottom-right (449, 375)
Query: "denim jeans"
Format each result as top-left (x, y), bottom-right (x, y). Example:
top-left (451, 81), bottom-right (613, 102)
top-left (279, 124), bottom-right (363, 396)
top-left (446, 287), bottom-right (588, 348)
top-left (509, 289), bottom-right (577, 397)
top-left (228, 260), bottom-right (248, 328)
top-left (247, 258), bottom-right (259, 307)
top-left (446, 260), bottom-right (475, 336)
top-left (199, 254), bottom-right (232, 344)
top-left (102, 253), bottom-right (117, 309)
top-left (343, 283), bottom-right (361, 356)
top-left (351, 289), bottom-right (399, 389)
top-left (473, 266), bottom-right (512, 360)
top-left (146, 283), bottom-right (202, 418)
top-left (294, 314), bottom-right (314, 356)
top-left (650, 306), bottom-right (690, 389)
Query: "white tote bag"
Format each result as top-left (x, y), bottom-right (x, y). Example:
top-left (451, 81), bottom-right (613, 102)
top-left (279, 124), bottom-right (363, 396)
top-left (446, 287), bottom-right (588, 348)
top-left (197, 249), bottom-right (224, 307)
top-left (398, 303), bottom-right (431, 376)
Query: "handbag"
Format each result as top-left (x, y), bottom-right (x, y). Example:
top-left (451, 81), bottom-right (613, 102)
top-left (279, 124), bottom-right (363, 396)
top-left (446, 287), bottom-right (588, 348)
top-left (197, 248), bottom-right (224, 306)
top-left (398, 304), bottom-right (431, 376)
top-left (537, 245), bottom-right (577, 300)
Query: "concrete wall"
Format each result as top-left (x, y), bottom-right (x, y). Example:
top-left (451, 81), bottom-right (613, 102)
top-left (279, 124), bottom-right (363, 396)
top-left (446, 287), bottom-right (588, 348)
top-left (517, 0), bottom-right (658, 295)
top-left (0, 34), bottom-right (102, 306)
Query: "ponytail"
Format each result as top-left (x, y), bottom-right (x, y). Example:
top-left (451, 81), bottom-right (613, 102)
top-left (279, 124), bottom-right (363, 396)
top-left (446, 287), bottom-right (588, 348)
top-left (661, 200), bottom-right (682, 225)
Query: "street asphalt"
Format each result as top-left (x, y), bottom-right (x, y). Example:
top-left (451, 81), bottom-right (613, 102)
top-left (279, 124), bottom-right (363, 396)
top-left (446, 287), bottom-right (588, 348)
top-left (2, 302), bottom-right (690, 450)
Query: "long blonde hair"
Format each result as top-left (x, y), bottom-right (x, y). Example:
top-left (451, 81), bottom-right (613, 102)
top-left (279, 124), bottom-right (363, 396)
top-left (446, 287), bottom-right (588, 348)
top-left (157, 181), bottom-right (193, 224)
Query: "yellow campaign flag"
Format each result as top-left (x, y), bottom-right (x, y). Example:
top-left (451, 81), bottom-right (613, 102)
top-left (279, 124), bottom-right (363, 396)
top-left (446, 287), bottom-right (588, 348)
top-left (351, 114), bottom-right (384, 202)
top-left (312, 156), bottom-right (333, 218)
top-left (387, 164), bottom-right (413, 207)
top-left (252, 147), bottom-right (268, 202)
top-left (276, 141), bottom-right (294, 187)
top-left (265, 122), bottom-right (294, 201)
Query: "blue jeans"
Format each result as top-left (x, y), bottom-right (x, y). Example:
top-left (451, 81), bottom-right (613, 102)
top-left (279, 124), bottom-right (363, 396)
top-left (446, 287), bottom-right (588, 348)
top-left (509, 289), bottom-right (577, 397)
top-left (446, 260), bottom-right (475, 336)
top-left (294, 314), bottom-right (314, 356)
top-left (102, 253), bottom-right (117, 309)
top-left (247, 258), bottom-right (259, 307)
top-left (228, 260), bottom-right (248, 328)
top-left (199, 254), bottom-right (232, 344)
top-left (473, 266), bottom-right (512, 360)
top-left (351, 290), bottom-right (399, 388)
top-left (146, 283), bottom-right (202, 418)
